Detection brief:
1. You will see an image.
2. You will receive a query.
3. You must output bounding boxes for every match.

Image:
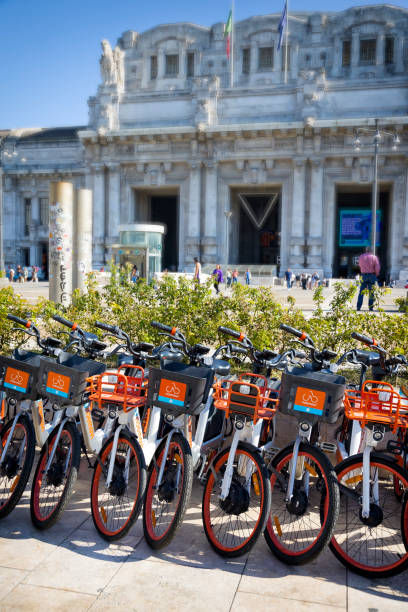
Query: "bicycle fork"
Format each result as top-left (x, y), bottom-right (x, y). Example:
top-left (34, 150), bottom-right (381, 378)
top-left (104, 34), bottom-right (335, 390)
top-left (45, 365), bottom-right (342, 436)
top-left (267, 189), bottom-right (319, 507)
top-left (285, 422), bottom-right (312, 503)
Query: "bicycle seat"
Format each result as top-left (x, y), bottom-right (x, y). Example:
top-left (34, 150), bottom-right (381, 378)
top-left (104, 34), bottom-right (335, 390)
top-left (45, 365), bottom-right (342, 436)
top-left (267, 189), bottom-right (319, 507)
top-left (354, 350), bottom-right (381, 367)
top-left (12, 349), bottom-right (43, 366)
top-left (211, 359), bottom-right (230, 377)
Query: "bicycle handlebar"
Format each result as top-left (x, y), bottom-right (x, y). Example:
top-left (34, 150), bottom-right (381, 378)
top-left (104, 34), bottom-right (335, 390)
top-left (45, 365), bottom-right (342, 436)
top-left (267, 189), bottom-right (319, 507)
top-left (280, 323), bottom-right (309, 341)
top-left (53, 315), bottom-right (77, 330)
top-left (351, 332), bottom-right (374, 346)
top-left (218, 326), bottom-right (245, 340)
top-left (151, 321), bottom-right (177, 335)
top-left (95, 321), bottom-right (118, 334)
top-left (7, 314), bottom-right (31, 328)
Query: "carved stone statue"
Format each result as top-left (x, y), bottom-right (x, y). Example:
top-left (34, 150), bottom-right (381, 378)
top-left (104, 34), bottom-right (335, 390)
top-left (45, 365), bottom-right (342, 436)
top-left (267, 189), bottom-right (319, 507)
top-left (100, 39), bottom-right (116, 86)
top-left (113, 45), bottom-right (125, 90)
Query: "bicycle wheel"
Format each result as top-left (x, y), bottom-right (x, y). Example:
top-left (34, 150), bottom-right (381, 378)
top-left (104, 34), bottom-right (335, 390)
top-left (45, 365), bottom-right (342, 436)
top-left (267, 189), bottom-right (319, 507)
top-left (0, 414), bottom-right (35, 519)
top-left (91, 430), bottom-right (146, 541)
top-left (143, 432), bottom-right (193, 549)
top-left (330, 453), bottom-right (408, 578)
top-left (264, 442), bottom-right (339, 565)
top-left (30, 420), bottom-right (80, 529)
top-left (202, 442), bottom-right (271, 557)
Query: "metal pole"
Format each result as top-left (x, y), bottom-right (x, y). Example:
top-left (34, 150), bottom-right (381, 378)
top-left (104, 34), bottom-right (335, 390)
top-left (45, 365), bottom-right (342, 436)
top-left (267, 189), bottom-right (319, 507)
top-left (284, 0), bottom-right (289, 84)
top-left (371, 125), bottom-right (379, 256)
top-left (230, 0), bottom-right (234, 88)
top-left (0, 165), bottom-right (3, 275)
top-left (224, 211), bottom-right (232, 273)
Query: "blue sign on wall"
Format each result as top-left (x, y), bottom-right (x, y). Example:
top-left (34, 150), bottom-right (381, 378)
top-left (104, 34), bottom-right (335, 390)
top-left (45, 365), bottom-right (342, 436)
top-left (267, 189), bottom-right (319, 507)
top-left (338, 209), bottom-right (381, 248)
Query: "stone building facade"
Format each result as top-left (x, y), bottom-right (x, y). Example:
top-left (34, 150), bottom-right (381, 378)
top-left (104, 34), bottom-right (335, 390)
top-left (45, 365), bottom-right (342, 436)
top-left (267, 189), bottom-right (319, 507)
top-left (1, 5), bottom-right (408, 278)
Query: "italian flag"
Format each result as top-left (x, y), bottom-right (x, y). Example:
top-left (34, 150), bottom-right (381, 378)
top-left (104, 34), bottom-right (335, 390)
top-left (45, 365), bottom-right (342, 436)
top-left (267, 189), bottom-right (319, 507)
top-left (224, 9), bottom-right (232, 58)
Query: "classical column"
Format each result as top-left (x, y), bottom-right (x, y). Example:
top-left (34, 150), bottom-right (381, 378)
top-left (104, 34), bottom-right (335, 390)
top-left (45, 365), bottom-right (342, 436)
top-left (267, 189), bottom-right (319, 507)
top-left (351, 29), bottom-right (359, 77)
top-left (332, 37), bottom-right (342, 77)
top-left (73, 188), bottom-right (93, 292)
top-left (158, 49), bottom-right (165, 78)
top-left (31, 196), bottom-right (40, 223)
top-left (274, 42), bottom-right (282, 80)
top-left (396, 35), bottom-right (404, 74)
top-left (290, 42), bottom-right (299, 81)
top-left (203, 161), bottom-right (218, 263)
top-left (107, 163), bottom-right (121, 253)
top-left (376, 33), bottom-right (385, 67)
top-left (290, 160), bottom-right (306, 267)
top-left (308, 160), bottom-right (324, 270)
top-left (180, 48), bottom-right (187, 79)
top-left (92, 164), bottom-right (105, 267)
top-left (185, 162), bottom-right (201, 262)
top-left (250, 42), bottom-right (258, 76)
top-left (402, 169), bottom-right (408, 272)
top-left (49, 181), bottom-right (73, 305)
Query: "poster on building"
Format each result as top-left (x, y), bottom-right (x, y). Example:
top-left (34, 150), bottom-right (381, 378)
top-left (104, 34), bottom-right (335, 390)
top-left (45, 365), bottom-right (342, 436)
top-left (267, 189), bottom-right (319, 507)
top-left (338, 209), bottom-right (381, 248)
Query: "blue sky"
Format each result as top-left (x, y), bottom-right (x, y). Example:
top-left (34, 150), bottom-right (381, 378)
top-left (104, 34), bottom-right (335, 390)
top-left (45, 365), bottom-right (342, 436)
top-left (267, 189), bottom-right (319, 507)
top-left (1, 0), bottom-right (407, 129)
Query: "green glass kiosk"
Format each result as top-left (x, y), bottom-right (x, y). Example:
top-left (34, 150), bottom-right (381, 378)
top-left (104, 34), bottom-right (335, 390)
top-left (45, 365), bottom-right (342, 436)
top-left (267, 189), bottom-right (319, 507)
top-left (111, 224), bottom-right (166, 282)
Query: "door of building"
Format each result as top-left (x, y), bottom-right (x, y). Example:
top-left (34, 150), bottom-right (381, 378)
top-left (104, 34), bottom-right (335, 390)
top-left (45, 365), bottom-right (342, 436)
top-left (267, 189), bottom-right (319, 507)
top-left (237, 193), bottom-right (281, 266)
top-left (150, 195), bottom-right (178, 271)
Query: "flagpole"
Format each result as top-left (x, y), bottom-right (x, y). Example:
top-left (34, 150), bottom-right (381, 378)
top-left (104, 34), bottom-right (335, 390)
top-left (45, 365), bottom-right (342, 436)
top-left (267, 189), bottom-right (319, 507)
top-left (230, 0), bottom-right (234, 88)
top-left (284, 0), bottom-right (289, 84)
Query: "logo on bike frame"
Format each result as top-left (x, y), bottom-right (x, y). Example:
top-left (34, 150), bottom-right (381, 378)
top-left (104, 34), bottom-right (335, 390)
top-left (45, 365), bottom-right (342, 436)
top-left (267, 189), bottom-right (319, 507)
top-left (46, 371), bottom-right (70, 398)
top-left (158, 379), bottom-right (187, 406)
top-left (4, 367), bottom-right (30, 393)
top-left (294, 386), bottom-right (326, 415)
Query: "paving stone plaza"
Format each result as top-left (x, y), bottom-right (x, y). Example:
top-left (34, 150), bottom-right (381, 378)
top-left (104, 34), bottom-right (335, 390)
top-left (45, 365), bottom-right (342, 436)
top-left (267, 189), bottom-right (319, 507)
top-left (1, 5), bottom-right (408, 612)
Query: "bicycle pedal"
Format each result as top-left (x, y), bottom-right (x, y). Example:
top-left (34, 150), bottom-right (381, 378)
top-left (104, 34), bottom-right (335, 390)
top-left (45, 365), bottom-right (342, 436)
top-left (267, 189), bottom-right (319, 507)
top-left (318, 442), bottom-right (337, 454)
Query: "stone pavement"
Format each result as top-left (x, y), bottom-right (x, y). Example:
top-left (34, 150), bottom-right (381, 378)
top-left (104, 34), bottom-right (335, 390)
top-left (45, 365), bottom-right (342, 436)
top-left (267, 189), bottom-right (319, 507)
top-left (6, 280), bottom-right (407, 315)
top-left (0, 458), bottom-right (407, 612)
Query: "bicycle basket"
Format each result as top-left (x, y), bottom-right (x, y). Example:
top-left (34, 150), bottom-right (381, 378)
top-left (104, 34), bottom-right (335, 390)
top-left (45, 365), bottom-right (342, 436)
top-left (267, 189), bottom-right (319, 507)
top-left (147, 365), bottom-right (211, 417)
top-left (344, 381), bottom-right (408, 433)
top-left (37, 354), bottom-right (106, 407)
top-left (279, 367), bottom-right (346, 424)
top-left (89, 365), bottom-right (148, 413)
top-left (213, 373), bottom-right (278, 423)
top-left (0, 353), bottom-right (44, 401)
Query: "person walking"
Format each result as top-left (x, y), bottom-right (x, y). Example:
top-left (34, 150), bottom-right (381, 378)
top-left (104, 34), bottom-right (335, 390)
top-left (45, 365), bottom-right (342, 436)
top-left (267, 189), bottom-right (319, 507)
top-left (32, 266), bottom-right (38, 282)
top-left (226, 269), bottom-right (232, 287)
top-left (130, 264), bottom-right (139, 283)
top-left (284, 267), bottom-right (292, 289)
top-left (16, 265), bottom-right (23, 283)
top-left (232, 269), bottom-right (239, 284)
top-left (356, 246), bottom-right (380, 311)
top-left (212, 264), bottom-right (223, 294)
top-left (8, 266), bottom-right (15, 283)
top-left (193, 257), bottom-right (201, 284)
top-left (245, 268), bottom-right (251, 286)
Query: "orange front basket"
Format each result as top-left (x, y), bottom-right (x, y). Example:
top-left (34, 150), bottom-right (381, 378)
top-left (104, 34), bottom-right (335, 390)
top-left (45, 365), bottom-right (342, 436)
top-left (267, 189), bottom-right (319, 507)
top-left (343, 380), bottom-right (408, 434)
top-left (88, 365), bottom-right (148, 413)
top-left (213, 373), bottom-right (278, 423)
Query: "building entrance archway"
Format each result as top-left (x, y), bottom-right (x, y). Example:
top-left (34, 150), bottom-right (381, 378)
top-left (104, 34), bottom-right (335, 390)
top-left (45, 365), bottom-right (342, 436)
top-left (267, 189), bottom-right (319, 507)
top-left (230, 188), bottom-right (281, 270)
top-left (334, 185), bottom-right (391, 281)
top-left (133, 188), bottom-right (179, 271)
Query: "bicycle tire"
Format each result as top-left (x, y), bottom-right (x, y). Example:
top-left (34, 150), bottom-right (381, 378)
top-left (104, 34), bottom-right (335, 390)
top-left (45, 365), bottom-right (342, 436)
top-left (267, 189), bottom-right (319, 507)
top-left (143, 431), bottom-right (193, 549)
top-left (264, 442), bottom-right (339, 565)
top-left (202, 442), bottom-right (271, 557)
top-left (330, 453), bottom-right (408, 578)
top-left (30, 420), bottom-right (81, 529)
top-left (0, 414), bottom-right (35, 519)
top-left (91, 430), bottom-right (146, 541)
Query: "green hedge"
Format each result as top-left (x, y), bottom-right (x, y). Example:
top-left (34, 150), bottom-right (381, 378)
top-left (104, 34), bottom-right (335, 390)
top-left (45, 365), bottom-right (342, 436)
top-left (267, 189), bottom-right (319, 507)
top-left (1, 274), bottom-right (407, 362)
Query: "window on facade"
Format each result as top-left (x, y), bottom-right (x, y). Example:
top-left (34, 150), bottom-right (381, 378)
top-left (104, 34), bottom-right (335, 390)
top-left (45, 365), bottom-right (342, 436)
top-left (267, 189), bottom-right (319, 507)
top-left (165, 54), bottom-right (179, 76)
top-left (281, 45), bottom-right (290, 71)
top-left (242, 48), bottom-right (250, 74)
top-left (342, 40), bottom-right (351, 67)
top-left (24, 198), bottom-right (31, 236)
top-left (39, 197), bottom-right (49, 226)
top-left (150, 55), bottom-right (157, 79)
top-left (385, 37), bottom-right (394, 64)
top-left (187, 52), bottom-right (194, 77)
top-left (258, 46), bottom-right (273, 70)
top-left (360, 39), bottom-right (376, 64)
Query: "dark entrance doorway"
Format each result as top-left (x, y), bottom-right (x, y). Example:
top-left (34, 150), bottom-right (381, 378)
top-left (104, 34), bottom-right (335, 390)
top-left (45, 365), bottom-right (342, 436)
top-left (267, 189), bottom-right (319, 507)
top-left (237, 193), bottom-right (281, 266)
top-left (150, 196), bottom-right (178, 271)
top-left (334, 188), bottom-right (390, 280)
top-left (40, 242), bottom-right (49, 280)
